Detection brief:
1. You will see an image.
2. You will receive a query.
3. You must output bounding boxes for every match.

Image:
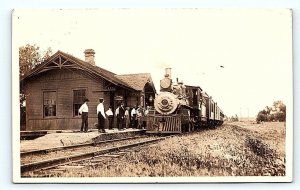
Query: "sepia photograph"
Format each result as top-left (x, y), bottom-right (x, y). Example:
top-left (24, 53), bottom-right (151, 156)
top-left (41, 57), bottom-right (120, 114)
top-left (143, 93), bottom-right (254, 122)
top-left (12, 9), bottom-right (293, 183)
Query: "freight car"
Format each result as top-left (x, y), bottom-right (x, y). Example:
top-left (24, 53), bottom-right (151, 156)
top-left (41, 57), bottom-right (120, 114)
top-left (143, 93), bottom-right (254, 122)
top-left (146, 68), bottom-right (224, 133)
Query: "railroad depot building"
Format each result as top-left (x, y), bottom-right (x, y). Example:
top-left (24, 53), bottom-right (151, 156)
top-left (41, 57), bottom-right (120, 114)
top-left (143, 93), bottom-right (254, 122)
top-left (20, 49), bottom-right (156, 131)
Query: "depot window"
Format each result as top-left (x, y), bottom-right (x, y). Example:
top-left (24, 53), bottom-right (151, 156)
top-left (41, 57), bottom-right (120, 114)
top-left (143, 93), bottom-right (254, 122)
top-left (73, 89), bottom-right (86, 116)
top-left (43, 91), bottom-right (57, 117)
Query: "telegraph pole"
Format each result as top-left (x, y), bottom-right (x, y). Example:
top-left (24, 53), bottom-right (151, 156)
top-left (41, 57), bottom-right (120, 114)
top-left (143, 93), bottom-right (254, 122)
top-left (240, 107), bottom-right (242, 121)
top-left (247, 107), bottom-right (249, 121)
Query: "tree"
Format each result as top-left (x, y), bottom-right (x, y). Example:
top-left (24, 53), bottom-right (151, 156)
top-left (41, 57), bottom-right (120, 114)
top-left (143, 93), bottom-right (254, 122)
top-left (256, 111), bottom-right (267, 123)
top-left (19, 44), bottom-right (53, 127)
top-left (264, 106), bottom-right (271, 115)
top-left (256, 101), bottom-right (286, 123)
top-left (273, 101), bottom-right (286, 122)
top-left (19, 44), bottom-right (52, 77)
top-left (273, 101), bottom-right (286, 112)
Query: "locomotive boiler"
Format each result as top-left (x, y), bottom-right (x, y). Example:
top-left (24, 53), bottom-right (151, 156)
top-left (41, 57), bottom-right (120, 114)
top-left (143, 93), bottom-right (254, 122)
top-left (146, 68), bottom-right (224, 133)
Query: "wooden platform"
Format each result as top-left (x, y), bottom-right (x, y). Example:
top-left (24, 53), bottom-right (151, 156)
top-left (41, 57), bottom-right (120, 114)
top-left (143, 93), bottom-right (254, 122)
top-left (20, 131), bottom-right (48, 140)
top-left (20, 128), bottom-right (145, 152)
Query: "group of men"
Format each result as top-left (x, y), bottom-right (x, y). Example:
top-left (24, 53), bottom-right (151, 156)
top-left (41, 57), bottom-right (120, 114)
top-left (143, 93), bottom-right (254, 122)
top-left (78, 97), bottom-right (150, 133)
top-left (78, 98), bottom-right (107, 133)
top-left (115, 104), bottom-right (149, 130)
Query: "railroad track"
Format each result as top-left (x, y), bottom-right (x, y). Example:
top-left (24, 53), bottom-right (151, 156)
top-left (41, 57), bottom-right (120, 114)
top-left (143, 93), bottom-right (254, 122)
top-left (21, 135), bottom-right (171, 175)
top-left (21, 136), bottom-right (146, 166)
top-left (21, 136), bottom-right (140, 157)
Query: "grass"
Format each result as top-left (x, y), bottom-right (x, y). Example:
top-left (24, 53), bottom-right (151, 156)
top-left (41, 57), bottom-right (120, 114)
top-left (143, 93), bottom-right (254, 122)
top-left (26, 121), bottom-right (286, 177)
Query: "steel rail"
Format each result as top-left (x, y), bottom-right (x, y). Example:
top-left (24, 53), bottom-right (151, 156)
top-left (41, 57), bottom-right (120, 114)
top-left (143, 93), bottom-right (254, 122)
top-left (21, 136), bottom-right (168, 174)
top-left (21, 136), bottom-right (142, 157)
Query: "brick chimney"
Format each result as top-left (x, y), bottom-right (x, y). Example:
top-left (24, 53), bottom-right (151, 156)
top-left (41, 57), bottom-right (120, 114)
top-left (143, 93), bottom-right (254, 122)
top-left (84, 49), bottom-right (95, 65)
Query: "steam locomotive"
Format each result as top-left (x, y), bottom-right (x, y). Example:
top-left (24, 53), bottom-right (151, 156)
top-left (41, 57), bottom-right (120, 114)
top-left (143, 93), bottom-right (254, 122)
top-left (146, 68), bottom-right (224, 133)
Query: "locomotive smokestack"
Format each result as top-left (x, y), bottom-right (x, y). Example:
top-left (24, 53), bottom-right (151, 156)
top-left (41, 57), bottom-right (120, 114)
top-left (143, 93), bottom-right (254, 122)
top-left (165, 68), bottom-right (172, 79)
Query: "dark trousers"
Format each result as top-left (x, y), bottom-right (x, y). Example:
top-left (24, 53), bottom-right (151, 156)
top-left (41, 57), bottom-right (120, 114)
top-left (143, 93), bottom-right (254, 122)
top-left (118, 117), bottom-right (124, 129)
top-left (132, 114), bottom-right (137, 128)
top-left (107, 115), bottom-right (113, 129)
top-left (98, 113), bottom-right (105, 132)
top-left (116, 116), bottom-right (120, 129)
top-left (81, 112), bottom-right (88, 132)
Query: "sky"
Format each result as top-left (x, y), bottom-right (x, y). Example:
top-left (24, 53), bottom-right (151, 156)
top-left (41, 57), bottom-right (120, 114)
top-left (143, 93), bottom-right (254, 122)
top-left (13, 9), bottom-right (293, 118)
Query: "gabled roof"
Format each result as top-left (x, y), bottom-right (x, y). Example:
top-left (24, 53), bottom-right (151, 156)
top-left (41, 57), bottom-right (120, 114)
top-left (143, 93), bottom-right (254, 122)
top-left (20, 51), bottom-right (134, 91)
top-left (21, 50), bottom-right (157, 93)
top-left (115, 73), bottom-right (156, 92)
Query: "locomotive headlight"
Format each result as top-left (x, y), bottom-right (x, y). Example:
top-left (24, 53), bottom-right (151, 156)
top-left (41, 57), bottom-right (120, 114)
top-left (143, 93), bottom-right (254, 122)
top-left (161, 99), bottom-right (169, 106)
top-left (160, 99), bottom-right (171, 111)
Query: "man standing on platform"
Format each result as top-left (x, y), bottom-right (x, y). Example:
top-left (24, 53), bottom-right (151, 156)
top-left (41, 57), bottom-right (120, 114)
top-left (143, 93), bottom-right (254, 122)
top-left (97, 98), bottom-right (106, 133)
top-left (105, 106), bottom-right (114, 130)
top-left (118, 103), bottom-right (125, 130)
top-left (79, 98), bottom-right (89, 132)
top-left (131, 105), bottom-right (137, 128)
top-left (125, 107), bottom-right (130, 129)
top-left (115, 104), bottom-right (120, 129)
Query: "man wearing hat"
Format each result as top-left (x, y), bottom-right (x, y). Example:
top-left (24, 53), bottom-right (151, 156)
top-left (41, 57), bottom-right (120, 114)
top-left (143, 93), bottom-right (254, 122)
top-left (97, 98), bottom-right (106, 133)
top-left (79, 98), bottom-right (89, 132)
top-left (118, 103), bottom-right (125, 130)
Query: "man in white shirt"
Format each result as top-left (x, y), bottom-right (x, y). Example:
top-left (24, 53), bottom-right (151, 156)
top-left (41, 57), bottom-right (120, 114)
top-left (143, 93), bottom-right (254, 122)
top-left (97, 98), bottom-right (106, 133)
top-left (115, 105), bottom-right (120, 129)
top-left (105, 106), bottom-right (114, 130)
top-left (79, 98), bottom-right (89, 132)
top-left (145, 106), bottom-right (150, 116)
top-left (125, 107), bottom-right (130, 129)
top-left (131, 106), bottom-right (137, 128)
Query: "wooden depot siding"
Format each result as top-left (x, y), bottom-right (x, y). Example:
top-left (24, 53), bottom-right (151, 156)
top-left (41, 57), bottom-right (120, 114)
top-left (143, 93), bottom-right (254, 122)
top-left (25, 68), bottom-right (110, 130)
top-left (21, 50), bottom-right (157, 131)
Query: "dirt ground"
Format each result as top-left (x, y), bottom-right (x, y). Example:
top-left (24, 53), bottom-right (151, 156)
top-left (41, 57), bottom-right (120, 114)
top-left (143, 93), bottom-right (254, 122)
top-left (36, 121), bottom-right (286, 177)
